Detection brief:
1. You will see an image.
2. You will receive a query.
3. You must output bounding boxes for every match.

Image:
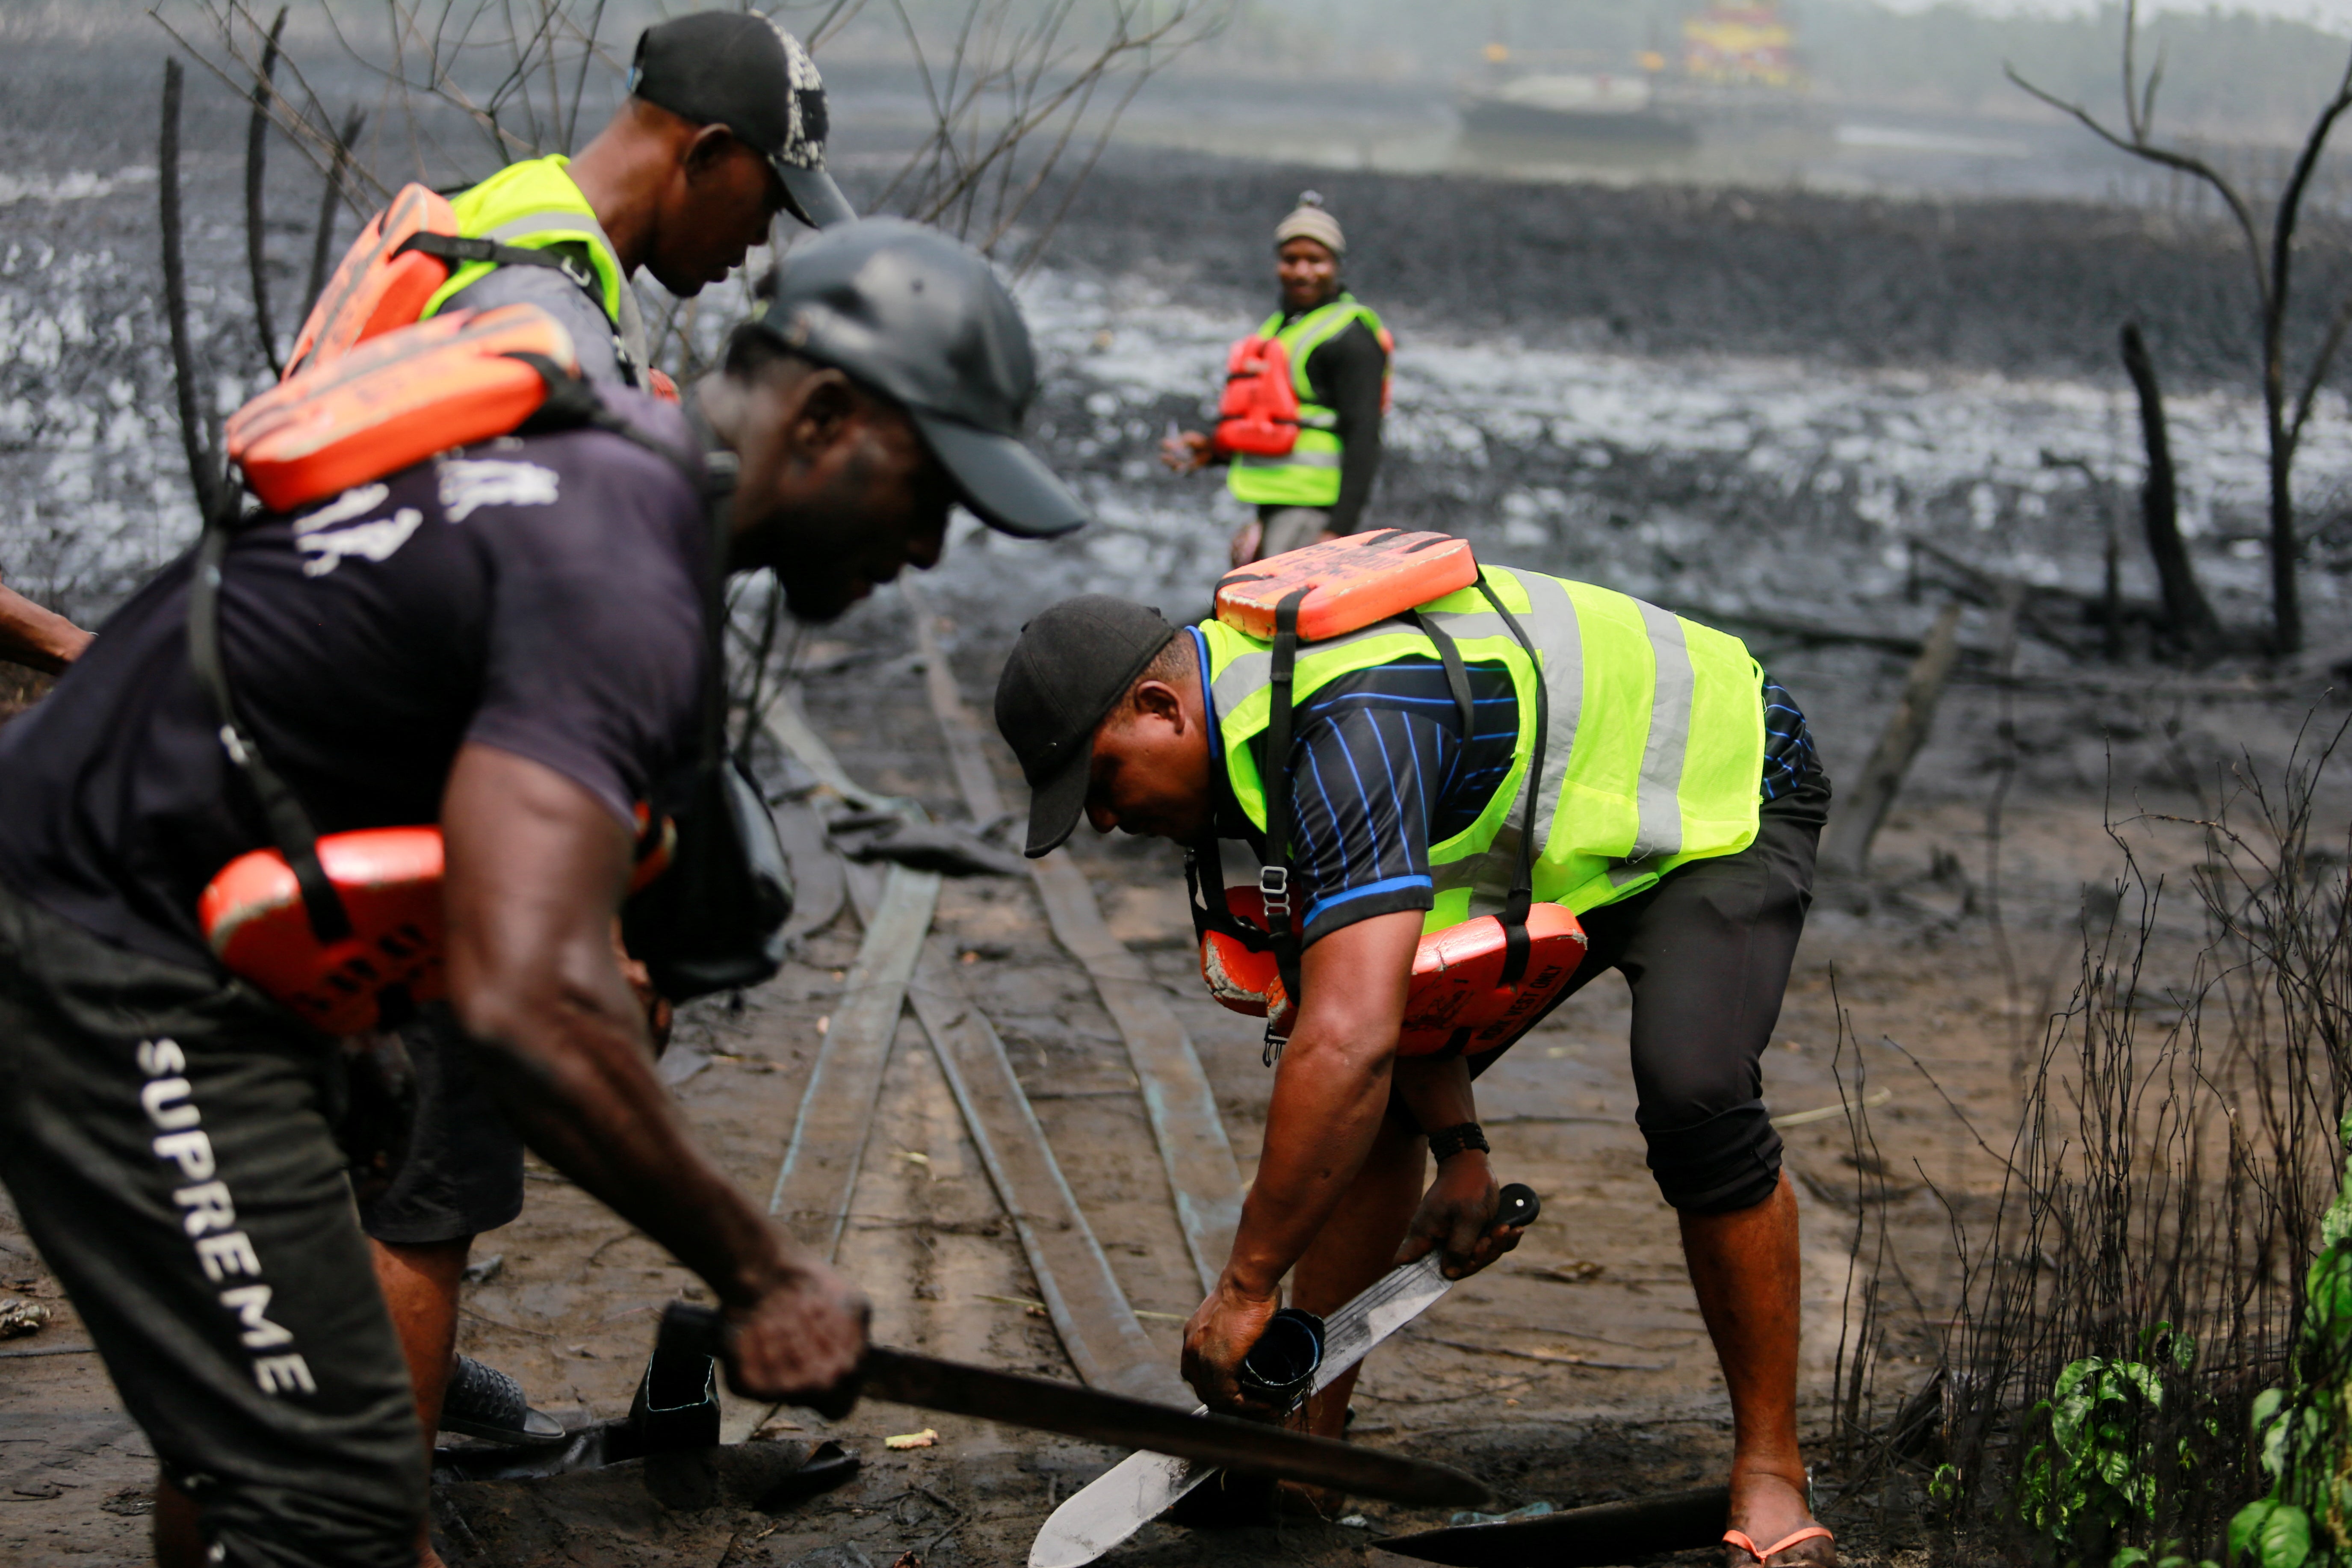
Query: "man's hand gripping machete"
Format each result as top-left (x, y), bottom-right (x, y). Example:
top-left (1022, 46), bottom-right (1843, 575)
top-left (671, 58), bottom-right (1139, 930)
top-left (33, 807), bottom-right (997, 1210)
top-left (1029, 1184), bottom-right (1540, 1568)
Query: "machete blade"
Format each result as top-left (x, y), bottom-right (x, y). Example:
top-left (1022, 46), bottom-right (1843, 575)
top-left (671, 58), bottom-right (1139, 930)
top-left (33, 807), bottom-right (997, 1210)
top-left (1027, 1184), bottom-right (1541, 1568)
top-left (859, 1346), bottom-right (1485, 1508)
top-left (1373, 1484), bottom-right (1731, 1566)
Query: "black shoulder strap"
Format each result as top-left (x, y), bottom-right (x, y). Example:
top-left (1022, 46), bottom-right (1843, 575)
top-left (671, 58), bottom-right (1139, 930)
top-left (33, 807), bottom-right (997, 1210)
top-left (1472, 576), bottom-right (1547, 987)
top-left (395, 231), bottom-right (604, 308)
top-left (397, 233), bottom-right (641, 388)
top-left (187, 503), bottom-right (352, 946)
top-left (1256, 588), bottom-right (1311, 1064)
top-left (1406, 608), bottom-right (1475, 743)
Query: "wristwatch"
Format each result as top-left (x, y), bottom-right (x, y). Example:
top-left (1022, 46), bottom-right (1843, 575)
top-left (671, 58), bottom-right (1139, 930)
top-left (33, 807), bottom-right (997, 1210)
top-left (1427, 1121), bottom-right (1490, 1163)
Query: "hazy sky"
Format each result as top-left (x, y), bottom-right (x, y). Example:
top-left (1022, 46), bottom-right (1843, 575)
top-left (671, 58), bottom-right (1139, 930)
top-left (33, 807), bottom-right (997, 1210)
top-left (1886, 0), bottom-right (2352, 17)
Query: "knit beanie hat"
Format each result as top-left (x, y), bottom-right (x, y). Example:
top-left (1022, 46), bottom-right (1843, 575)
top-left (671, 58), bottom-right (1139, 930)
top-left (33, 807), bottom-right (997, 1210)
top-left (1274, 191), bottom-right (1344, 257)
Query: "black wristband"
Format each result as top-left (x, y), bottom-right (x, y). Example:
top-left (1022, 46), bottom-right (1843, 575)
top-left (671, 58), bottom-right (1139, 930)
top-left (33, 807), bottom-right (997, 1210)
top-left (1427, 1122), bottom-right (1489, 1163)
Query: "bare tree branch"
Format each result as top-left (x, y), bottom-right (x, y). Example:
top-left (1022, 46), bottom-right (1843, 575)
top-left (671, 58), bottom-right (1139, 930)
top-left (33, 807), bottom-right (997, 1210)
top-left (303, 103), bottom-right (369, 318)
top-left (245, 6), bottom-right (289, 377)
top-left (2004, 62), bottom-right (2266, 312)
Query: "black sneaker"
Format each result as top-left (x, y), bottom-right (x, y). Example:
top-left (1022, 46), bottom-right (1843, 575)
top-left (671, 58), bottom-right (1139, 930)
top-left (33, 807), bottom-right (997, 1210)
top-left (439, 1355), bottom-right (566, 1446)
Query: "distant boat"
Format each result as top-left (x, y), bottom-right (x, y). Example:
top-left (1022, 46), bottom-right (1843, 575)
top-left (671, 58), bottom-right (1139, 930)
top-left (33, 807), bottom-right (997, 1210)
top-left (1458, 73), bottom-right (1698, 146)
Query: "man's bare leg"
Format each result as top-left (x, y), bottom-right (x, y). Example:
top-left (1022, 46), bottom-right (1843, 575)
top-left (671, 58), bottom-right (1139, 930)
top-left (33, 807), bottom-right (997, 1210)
top-left (1288, 1106), bottom-right (1427, 1442)
top-left (1680, 1173), bottom-right (1827, 1561)
top-left (372, 1235), bottom-right (470, 1568)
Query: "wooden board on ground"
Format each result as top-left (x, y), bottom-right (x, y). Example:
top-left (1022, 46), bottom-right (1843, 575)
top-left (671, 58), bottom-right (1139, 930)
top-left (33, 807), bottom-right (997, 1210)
top-left (763, 678), bottom-right (1188, 1405)
top-left (766, 862), bottom-right (941, 1257)
top-left (844, 862), bottom-right (1191, 1408)
top-left (904, 587), bottom-right (1244, 1297)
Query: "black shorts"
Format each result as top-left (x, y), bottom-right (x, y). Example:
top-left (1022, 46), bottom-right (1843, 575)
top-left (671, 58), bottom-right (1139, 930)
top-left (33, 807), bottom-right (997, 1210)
top-left (357, 1006), bottom-right (525, 1247)
top-left (0, 878), bottom-right (424, 1567)
top-left (1467, 769), bottom-right (1829, 1214)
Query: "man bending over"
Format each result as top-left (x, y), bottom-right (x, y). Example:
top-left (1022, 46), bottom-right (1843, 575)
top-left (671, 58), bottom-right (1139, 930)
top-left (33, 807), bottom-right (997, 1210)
top-left (993, 572), bottom-right (1834, 1566)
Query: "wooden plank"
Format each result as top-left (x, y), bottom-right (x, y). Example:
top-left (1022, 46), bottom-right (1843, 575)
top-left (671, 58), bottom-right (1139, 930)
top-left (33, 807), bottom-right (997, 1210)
top-left (765, 862), bottom-right (941, 1257)
top-left (760, 664), bottom-right (1187, 1400)
top-left (904, 587), bottom-right (1242, 1296)
top-left (1025, 856), bottom-right (1242, 1296)
top-left (842, 862), bottom-right (1191, 1407)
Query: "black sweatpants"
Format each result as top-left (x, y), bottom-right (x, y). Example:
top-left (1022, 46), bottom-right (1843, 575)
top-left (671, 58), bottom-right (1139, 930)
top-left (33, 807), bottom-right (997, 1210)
top-left (1469, 769), bottom-right (1830, 1214)
top-left (0, 878), bottom-right (425, 1568)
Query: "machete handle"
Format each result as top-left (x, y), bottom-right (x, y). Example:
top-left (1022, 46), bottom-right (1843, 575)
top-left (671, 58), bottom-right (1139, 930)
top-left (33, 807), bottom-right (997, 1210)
top-left (660, 1300), bottom-right (727, 1360)
top-left (1494, 1183), bottom-right (1540, 1232)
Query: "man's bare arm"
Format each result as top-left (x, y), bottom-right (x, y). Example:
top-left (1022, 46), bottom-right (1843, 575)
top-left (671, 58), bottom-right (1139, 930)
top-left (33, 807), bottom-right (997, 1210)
top-left (0, 584), bottom-right (90, 674)
top-left (1390, 1054), bottom-right (1522, 1279)
top-left (440, 742), bottom-right (866, 1408)
top-left (1182, 909), bottom-right (1421, 1406)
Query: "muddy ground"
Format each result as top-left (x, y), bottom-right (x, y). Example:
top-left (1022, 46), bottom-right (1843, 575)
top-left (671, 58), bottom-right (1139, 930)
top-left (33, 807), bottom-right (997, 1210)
top-left (0, 600), bottom-right (2318, 1566)
top-left (6, 24), bottom-right (2352, 1568)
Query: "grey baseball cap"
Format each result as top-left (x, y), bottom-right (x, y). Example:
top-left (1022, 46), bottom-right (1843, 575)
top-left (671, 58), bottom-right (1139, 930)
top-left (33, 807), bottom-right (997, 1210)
top-left (759, 218), bottom-right (1087, 540)
top-left (994, 596), bottom-right (1181, 856)
top-left (629, 12), bottom-right (855, 230)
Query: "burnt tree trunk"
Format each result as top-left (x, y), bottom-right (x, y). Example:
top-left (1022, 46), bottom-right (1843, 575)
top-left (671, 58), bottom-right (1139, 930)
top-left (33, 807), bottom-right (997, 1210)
top-left (160, 58), bottom-right (223, 525)
top-left (1820, 601), bottom-right (1965, 877)
top-left (244, 8), bottom-right (288, 378)
top-left (2120, 323), bottom-right (2219, 655)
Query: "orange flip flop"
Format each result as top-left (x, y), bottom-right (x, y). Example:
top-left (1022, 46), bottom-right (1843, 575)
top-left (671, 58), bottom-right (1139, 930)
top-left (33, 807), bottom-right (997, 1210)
top-left (1724, 1525), bottom-right (1835, 1564)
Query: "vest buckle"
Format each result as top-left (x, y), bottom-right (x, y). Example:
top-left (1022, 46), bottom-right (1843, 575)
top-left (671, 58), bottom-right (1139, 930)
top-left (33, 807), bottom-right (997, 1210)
top-left (1262, 1018), bottom-right (1288, 1067)
top-left (1258, 864), bottom-right (1290, 923)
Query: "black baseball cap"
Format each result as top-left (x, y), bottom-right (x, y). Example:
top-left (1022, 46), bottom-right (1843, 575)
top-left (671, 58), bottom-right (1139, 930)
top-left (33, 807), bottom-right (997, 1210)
top-left (629, 12), bottom-right (855, 230)
top-left (760, 218), bottom-right (1087, 539)
top-left (994, 596), bottom-right (1181, 857)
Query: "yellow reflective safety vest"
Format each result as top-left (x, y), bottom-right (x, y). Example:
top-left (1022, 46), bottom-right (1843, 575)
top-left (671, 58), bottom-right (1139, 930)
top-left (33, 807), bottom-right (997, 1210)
top-left (419, 156), bottom-right (647, 375)
top-left (1226, 294), bottom-right (1388, 510)
top-left (1199, 565), bottom-right (1765, 927)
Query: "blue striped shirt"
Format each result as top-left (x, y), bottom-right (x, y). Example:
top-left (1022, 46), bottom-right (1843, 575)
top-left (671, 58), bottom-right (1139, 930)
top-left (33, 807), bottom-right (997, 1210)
top-left (1197, 629), bottom-right (1818, 945)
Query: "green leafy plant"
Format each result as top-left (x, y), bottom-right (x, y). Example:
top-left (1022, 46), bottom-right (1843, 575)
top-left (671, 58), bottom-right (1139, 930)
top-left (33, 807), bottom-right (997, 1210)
top-left (2018, 1326), bottom-right (2204, 1564)
top-left (2227, 1114), bottom-right (2352, 1568)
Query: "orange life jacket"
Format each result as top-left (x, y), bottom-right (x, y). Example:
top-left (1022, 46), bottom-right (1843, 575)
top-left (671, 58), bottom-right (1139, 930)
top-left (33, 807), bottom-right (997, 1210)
top-left (199, 812), bottom-right (674, 1037)
top-left (1200, 885), bottom-right (1587, 1057)
top-left (281, 182), bottom-right (680, 404)
top-left (1214, 334), bottom-right (1301, 457)
top-left (1191, 531), bottom-right (1584, 1060)
top-left (281, 185), bottom-right (461, 380)
top-left (201, 305), bottom-right (685, 1034)
top-left (229, 303), bottom-right (576, 514)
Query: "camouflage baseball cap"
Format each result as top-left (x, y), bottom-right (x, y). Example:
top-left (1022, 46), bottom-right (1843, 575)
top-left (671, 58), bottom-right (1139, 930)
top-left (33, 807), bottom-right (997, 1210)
top-left (629, 12), bottom-right (856, 229)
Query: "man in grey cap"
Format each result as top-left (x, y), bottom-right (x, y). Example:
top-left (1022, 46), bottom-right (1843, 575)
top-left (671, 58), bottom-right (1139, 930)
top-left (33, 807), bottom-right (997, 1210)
top-left (348, 7), bottom-right (866, 1456)
top-left (1161, 192), bottom-right (1392, 566)
top-left (0, 218), bottom-right (1080, 1568)
top-left (368, 10), bottom-right (857, 390)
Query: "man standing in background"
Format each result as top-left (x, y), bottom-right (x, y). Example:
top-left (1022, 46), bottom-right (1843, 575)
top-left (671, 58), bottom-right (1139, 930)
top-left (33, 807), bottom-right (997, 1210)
top-left (1162, 192), bottom-right (1392, 565)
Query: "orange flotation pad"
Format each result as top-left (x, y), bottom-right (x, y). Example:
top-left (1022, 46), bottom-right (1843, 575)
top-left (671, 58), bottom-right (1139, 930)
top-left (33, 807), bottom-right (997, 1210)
top-left (1215, 334), bottom-right (1300, 457)
top-left (199, 807), bottom-right (675, 1036)
top-left (1214, 529), bottom-right (1481, 643)
top-left (1200, 886), bottom-right (1588, 1058)
top-left (281, 184), bottom-right (460, 382)
top-left (200, 827), bottom-right (448, 1036)
top-left (226, 303), bottom-right (576, 514)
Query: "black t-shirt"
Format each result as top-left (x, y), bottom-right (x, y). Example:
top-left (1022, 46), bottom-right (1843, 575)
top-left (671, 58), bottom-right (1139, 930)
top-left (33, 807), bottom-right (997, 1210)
top-left (0, 395), bottom-right (710, 971)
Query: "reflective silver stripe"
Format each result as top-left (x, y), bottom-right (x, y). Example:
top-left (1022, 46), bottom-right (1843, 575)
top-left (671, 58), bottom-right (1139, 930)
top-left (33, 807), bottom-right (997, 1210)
top-left (1232, 450), bottom-right (1342, 470)
top-left (1433, 571), bottom-right (1582, 912)
top-left (1209, 620), bottom-right (1400, 717)
top-left (1297, 408), bottom-right (1339, 429)
top-left (1626, 599), bottom-right (1695, 863)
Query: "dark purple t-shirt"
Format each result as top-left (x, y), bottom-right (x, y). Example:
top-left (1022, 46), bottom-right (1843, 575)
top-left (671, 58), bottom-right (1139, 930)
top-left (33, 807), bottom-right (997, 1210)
top-left (0, 394), bottom-right (710, 971)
